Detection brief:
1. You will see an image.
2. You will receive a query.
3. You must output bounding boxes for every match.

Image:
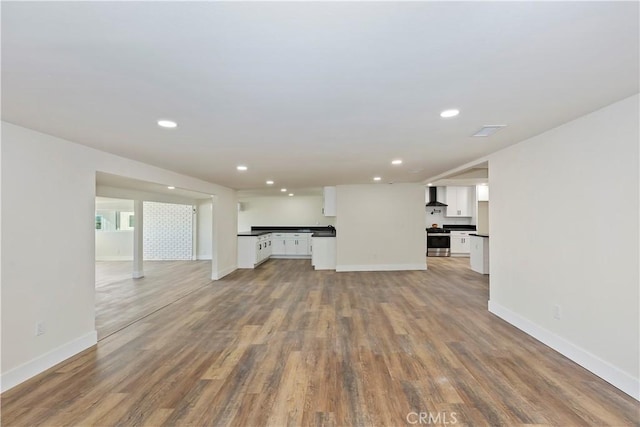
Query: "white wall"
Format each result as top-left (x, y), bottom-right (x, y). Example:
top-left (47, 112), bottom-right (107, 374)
top-left (211, 190), bottom-right (238, 279)
top-left (0, 124), bottom-right (3, 379)
top-left (96, 185), bottom-right (197, 206)
top-left (237, 195), bottom-right (335, 232)
top-left (197, 199), bottom-right (213, 260)
top-left (488, 94), bottom-right (639, 399)
top-left (0, 122), bottom-right (237, 391)
top-left (95, 197), bottom-right (134, 260)
top-left (336, 184), bottom-right (426, 271)
top-left (95, 231), bottom-right (134, 261)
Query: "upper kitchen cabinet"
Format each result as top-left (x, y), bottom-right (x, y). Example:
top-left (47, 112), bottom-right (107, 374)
top-left (477, 184), bottom-right (489, 202)
top-left (323, 186), bottom-right (337, 216)
top-left (446, 186), bottom-right (472, 217)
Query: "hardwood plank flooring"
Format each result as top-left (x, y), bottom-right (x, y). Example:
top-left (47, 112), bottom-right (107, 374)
top-left (96, 260), bottom-right (212, 339)
top-left (3, 258), bottom-right (638, 426)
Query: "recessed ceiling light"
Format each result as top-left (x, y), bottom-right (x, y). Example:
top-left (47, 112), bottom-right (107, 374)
top-left (157, 120), bottom-right (177, 128)
top-left (440, 109), bottom-right (460, 118)
top-left (472, 125), bottom-right (507, 137)
top-left (373, 176), bottom-right (381, 181)
top-left (236, 165), bottom-right (248, 171)
top-left (391, 159), bottom-right (403, 165)
top-left (266, 180), bottom-right (274, 185)
top-left (288, 193), bottom-right (294, 197)
top-left (281, 188), bottom-right (287, 192)
top-left (167, 186), bottom-right (175, 190)
top-left (427, 183), bottom-right (433, 186)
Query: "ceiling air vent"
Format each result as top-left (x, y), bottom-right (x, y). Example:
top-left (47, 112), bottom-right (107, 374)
top-left (472, 125), bottom-right (506, 137)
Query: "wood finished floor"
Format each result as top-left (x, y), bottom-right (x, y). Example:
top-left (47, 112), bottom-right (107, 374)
top-left (3, 257), bottom-right (638, 426)
top-left (96, 261), bottom-right (212, 339)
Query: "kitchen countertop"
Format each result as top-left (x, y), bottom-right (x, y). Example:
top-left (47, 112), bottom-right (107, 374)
top-left (238, 226), bottom-right (336, 238)
top-left (310, 232), bottom-right (336, 238)
top-left (237, 231), bottom-right (272, 237)
top-left (442, 224), bottom-right (477, 231)
top-left (470, 233), bottom-right (489, 238)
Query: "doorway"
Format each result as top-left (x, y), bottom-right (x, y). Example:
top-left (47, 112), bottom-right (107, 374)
top-left (95, 174), bottom-right (216, 340)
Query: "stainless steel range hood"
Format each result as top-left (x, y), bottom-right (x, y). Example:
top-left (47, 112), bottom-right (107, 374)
top-left (426, 187), bottom-right (447, 207)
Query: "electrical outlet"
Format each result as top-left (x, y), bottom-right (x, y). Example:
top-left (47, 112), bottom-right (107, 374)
top-left (35, 321), bottom-right (45, 336)
top-left (553, 304), bottom-right (562, 320)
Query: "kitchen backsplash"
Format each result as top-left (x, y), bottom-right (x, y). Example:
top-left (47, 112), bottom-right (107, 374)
top-left (426, 208), bottom-right (472, 227)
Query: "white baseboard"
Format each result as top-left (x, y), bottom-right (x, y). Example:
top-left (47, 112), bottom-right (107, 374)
top-left (95, 256), bottom-right (133, 261)
top-left (212, 264), bottom-right (236, 280)
top-left (488, 300), bottom-right (639, 401)
top-left (196, 256), bottom-right (212, 260)
top-left (336, 263), bottom-right (427, 272)
top-left (1, 330), bottom-right (97, 393)
top-left (270, 255), bottom-right (312, 259)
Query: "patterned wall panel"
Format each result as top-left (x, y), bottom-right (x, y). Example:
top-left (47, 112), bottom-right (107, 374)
top-left (143, 202), bottom-right (193, 260)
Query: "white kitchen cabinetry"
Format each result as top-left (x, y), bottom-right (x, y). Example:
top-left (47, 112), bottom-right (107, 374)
top-left (311, 237), bottom-right (336, 270)
top-left (237, 233), bottom-right (272, 269)
top-left (446, 186), bottom-right (472, 217)
top-left (271, 233), bottom-right (312, 258)
top-left (476, 185), bottom-right (489, 202)
top-left (470, 235), bottom-right (489, 274)
top-left (272, 234), bottom-right (286, 255)
top-left (258, 234), bottom-right (272, 259)
top-left (293, 234), bottom-right (309, 255)
top-left (284, 235), bottom-right (297, 255)
top-left (323, 186), bottom-right (337, 217)
top-left (450, 231), bottom-right (471, 256)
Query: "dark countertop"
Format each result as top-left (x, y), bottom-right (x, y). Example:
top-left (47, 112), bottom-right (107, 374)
top-left (470, 233), bottom-right (489, 238)
top-left (442, 224), bottom-right (477, 231)
top-left (239, 226), bottom-right (336, 238)
top-left (310, 232), bottom-right (336, 238)
top-left (237, 231), bottom-right (272, 237)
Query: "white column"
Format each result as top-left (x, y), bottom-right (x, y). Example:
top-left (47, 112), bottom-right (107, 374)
top-left (133, 199), bottom-right (144, 279)
top-left (192, 205), bottom-right (197, 260)
top-left (210, 196), bottom-right (218, 280)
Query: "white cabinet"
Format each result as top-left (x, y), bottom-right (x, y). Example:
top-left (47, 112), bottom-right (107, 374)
top-left (237, 233), bottom-right (272, 269)
top-left (311, 237), bottom-right (336, 270)
top-left (446, 186), bottom-right (472, 217)
top-left (476, 185), bottom-right (489, 202)
top-left (272, 234), bottom-right (286, 255)
top-left (257, 234), bottom-right (271, 261)
top-left (284, 235), bottom-right (297, 255)
top-left (271, 233), bottom-right (312, 258)
top-left (450, 231), bottom-right (471, 256)
top-left (323, 186), bottom-right (337, 217)
top-left (470, 235), bottom-right (489, 274)
top-left (291, 233), bottom-right (311, 256)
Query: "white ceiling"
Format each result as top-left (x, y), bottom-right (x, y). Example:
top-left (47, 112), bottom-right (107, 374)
top-left (2, 2), bottom-right (638, 193)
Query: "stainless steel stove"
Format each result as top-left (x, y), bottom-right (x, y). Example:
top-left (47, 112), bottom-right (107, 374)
top-left (427, 227), bottom-right (451, 257)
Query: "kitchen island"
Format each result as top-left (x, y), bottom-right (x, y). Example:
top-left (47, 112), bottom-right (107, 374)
top-left (469, 234), bottom-right (489, 274)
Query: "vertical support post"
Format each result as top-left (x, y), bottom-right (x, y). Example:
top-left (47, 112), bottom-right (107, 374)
top-left (133, 199), bottom-right (144, 279)
top-left (192, 205), bottom-right (197, 261)
top-left (210, 196), bottom-right (218, 280)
